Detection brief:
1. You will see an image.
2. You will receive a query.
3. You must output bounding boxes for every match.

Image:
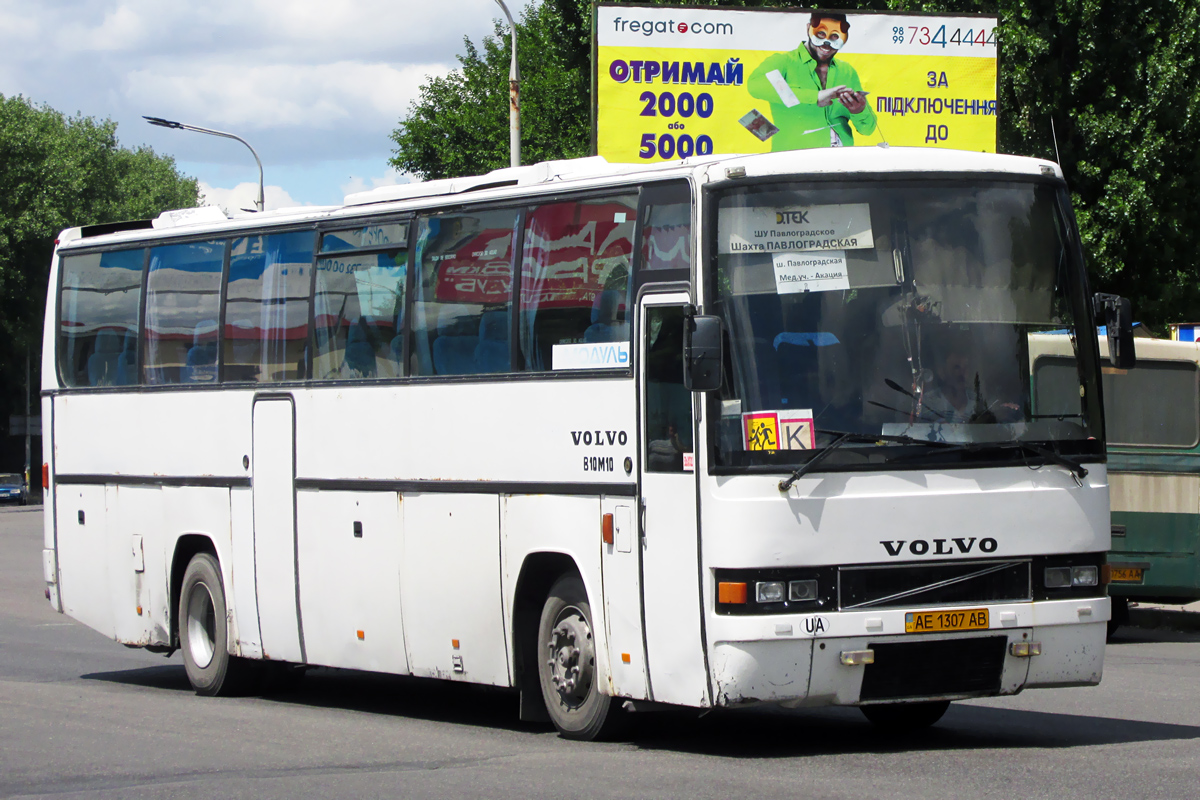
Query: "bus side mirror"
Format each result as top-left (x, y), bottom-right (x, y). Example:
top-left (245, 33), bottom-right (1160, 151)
top-left (1094, 293), bottom-right (1136, 369)
top-left (684, 315), bottom-right (723, 392)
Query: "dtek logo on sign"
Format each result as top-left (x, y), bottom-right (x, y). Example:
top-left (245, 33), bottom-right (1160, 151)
top-left (880, 537), bottom-right (998, 557)
top-left (611, 17), bottom-right (734, 37)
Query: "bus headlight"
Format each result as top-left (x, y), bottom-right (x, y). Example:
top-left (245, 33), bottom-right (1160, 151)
top-left (1044, 567), bottom-right (1073, 588)
top-left (1071, 566), bottom-right (1099, 586)
top-left (756, 581), bottom-right (785, 603)
top-left (789, 579), bottom-right (819, 601)
top-left (1045, 566), bottom-right (1099, 588)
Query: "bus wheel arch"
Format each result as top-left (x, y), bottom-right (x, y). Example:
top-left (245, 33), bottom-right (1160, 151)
top-left (169, 534), bottom-right (218, 649)
top-left (512, 552), bottom-right (579, 724)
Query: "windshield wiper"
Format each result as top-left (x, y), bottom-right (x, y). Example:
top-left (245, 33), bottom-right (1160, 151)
top-left (778, 429), bottom-right (962, 491)
top-left (885, 439), bottom-right (1089, 480)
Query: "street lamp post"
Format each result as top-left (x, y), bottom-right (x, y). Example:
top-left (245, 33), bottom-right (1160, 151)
top-left (143, 116), bottom-right (265, 212)
top-left (494, 0), bottom-right (521, 168)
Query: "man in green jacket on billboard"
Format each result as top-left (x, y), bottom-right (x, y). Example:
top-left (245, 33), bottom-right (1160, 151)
top-left (747, 12), bottom-right (877, 149)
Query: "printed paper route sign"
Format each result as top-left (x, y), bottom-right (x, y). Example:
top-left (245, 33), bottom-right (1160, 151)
top-left (773, 251), bottom-right (849, 293)
top-left (743, 410), bottom-right (816, 450)
top-left (594, 4), bottom-right (998, 162)
top-left (720, 203), bottom-right (874, 254)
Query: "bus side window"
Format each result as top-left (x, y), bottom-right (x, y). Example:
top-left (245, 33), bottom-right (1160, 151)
top-left (411, 209), bottom-right (518, 376)
top-left (519, 194), bottom-right (637, 371)
top-left (313, 223), bottom-right (408, 381)
top-left (144, 240), bottom-right (224, 385)
top-left (58, 249), bottom-right (145, 387)
top-left (645, 305), bottom-right (694, 472)
top-left (225, 230), bottom-right (315, 383)
top-left (638, 181), bottom-right (693, 285)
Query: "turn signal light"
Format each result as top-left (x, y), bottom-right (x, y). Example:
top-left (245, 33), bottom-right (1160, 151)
top-left (42, 463), bottom-right (49, 489)
top-left (1100, 564), bottom-right (1112, 585)
top-left (602, 513), bottom-right (614, 545)
top-left (718, 582), bottom-right (747, 604)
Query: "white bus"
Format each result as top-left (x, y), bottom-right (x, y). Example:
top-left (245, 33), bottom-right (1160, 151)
top-left (41, 148), bottom-right (1122, 739)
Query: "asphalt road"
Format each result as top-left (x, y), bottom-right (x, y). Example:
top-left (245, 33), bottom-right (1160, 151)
top-left (3, 506), bottom-right (1199, 799)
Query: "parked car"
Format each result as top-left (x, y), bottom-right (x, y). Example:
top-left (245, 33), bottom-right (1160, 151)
top-left (0, 473), bottom-right (27, 505)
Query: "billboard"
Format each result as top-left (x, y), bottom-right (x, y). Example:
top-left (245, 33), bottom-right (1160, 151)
top-left (594, 5), bottom-right (998, 162)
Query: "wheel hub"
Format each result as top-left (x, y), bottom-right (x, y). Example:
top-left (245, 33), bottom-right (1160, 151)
top-left (546, 607), bottom-right (594, 705)
top-left (186, 582), bottom-right (217, 669)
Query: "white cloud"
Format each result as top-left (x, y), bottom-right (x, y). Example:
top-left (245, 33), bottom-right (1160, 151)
top-left (125, 61), bottom-right (452, 131)
top-left (340, 167), bottom-right (410, 198)
top-left (0, 0), bottom-right (537, 206)
top-left (198, 180), bottom-right (313, 214)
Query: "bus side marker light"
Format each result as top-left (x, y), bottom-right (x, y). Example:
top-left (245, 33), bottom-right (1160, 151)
top-left (452, 639), bottom-right (460, 649)
top-left (1010, 642), bottom-right (1041, 657)
top-left (839, 649), bottom-right (874, 666)
top-left (42, 463), bottom-right (49, 489)
top-left (602, 513), bottom-right (614, 545)
top-left (622, 653), bottom-right (631, 663)
top-left (356, 630), bottom-right (365, 640)
top-left (718, 582), bottom-right (747, 604)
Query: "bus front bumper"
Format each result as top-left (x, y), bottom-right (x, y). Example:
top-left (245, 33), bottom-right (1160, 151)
top-left (708, 597), bottom-right (1108, 708)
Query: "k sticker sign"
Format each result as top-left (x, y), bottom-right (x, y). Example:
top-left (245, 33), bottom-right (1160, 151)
top-left (594, 4), bottom-right (998, 162)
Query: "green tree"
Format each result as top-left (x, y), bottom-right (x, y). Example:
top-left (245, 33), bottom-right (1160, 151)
top-left (389, 1), bottom-right (591, 179)
top-left (394, 0), bottom-right (1199, 327)
top-left (0, 94), bottom-right (199, 460)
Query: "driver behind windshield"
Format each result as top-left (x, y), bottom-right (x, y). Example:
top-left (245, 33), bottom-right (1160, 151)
top-left (921, 334), bottom-right (1020, 423)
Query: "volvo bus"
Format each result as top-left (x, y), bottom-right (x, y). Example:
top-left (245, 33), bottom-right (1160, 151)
top-left (42, 148), bottom-right (1123, 739)
top-left (1033, 334), bottom-right (1198, 634)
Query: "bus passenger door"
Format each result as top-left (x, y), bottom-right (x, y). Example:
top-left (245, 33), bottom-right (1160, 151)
top-left (252, 396), bottom-right (304, 663)
top-left (638, 295), bottom-right (709, 706)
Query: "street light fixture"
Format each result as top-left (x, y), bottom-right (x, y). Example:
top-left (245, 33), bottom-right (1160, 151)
top-left (143, 116), bottom-right (265, 212)
top-left (493, 0), bottom-right (521, 168)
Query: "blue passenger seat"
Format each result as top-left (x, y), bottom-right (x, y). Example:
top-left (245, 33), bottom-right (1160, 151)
top-left (474, 310), bottom-right (510, 373)
top-left (183, 321), bottom-right (218, 383)
top-left (344, 321), bottom-right (377, 377)
top-left (115, 331), bottom-right (138, 385)
top-left (583, 290), bottom-right (628, 343)
top-left (87, 331), bottom-right (122, 386)
top-left (431, 306), bottom-right (478, 375)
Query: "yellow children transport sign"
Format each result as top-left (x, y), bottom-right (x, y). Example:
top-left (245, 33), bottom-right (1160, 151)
top-left (594, 4), bottom-right (998, 162)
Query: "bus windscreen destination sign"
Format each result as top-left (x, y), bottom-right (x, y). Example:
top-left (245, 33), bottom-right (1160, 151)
top-left (594, 4), bottom-right (998, 162)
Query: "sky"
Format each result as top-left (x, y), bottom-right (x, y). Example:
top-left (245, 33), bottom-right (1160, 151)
top-left (0, 0), bottom-right (534, 212)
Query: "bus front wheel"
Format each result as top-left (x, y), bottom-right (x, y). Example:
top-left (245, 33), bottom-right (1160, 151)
top-left (860, 700), bottom-right (950, 731)
top-left (536, 574), bottom-right (621, 740)
top-left (179, 552), bottom-right (253, 696)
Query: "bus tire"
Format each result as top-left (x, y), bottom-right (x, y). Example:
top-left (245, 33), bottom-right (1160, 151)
top-left (860, 700), bottom-right (950, 731)
top-left (1107, 596), bottom-right (1129, 640)
top-left (179, 552), bottom-right (253, 696)
top-left (537, 573), bottom-right (621, 740)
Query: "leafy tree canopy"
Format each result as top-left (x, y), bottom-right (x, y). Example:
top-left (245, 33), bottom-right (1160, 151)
top-left (0, 94), bottom-right (198, 426)
top-left (392, 0), bottom-right (1199, 328)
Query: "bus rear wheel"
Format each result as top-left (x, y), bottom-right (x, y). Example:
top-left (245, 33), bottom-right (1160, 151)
top-left (536, 574), bottom-right (621, 740)
top-left (860, 700), bottom-right (950, 731)
top-left (179, 552), bottom-right (254, 696)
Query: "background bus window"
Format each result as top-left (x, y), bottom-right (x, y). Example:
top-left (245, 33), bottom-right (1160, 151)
top-left (1101, 362), bottom-right (1200, 446)
top-left (645, 306), bottom-right (694, 472)
top-left (224, 231), bottom-right (315, 382)
top-left (411, 209), bottom-right (517, 376)
top-left (639, 181), bottom-right (693, 283)
top-left (144, 240), bottom-right (225, 385)
top-left (58, 248), bottom-right (144, 387)
top-left (313, 224), bottom-right (407, 380)
top-left (519, 194), bottom-right (636, 371)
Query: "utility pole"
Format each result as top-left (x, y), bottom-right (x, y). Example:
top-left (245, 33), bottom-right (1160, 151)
top-left (143, 116), bottom-right (266, 212)
top-left (25, 348), bottom-right (31, 500)
top-left (494, 0), bottom-right (521, 168)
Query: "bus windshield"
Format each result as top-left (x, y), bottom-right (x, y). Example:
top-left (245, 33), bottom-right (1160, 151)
top-left (710, 178), bottom-right (1103, 472)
